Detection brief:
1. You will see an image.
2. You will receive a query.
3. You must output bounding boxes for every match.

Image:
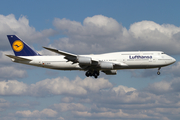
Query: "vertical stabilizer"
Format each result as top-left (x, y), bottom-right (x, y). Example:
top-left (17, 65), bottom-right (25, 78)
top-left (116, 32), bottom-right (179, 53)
top-left (7, 35), bottom-right (40, 56)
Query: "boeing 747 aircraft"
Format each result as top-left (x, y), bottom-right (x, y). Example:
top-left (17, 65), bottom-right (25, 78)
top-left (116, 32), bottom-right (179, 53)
top-left (6, 35), bottom-right (176, 78)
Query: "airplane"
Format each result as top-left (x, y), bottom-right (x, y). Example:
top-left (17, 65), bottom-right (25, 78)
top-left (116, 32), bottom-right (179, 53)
top-left (6, 35), bottom-right (176, 78)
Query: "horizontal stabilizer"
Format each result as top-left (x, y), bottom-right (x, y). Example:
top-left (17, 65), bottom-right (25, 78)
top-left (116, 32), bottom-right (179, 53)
top-left (6, 54), bottom-right (32, 61)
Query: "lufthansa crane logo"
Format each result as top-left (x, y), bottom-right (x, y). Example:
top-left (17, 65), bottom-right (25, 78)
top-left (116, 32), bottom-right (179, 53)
top-left (12, 40), bottom-right (24, 52)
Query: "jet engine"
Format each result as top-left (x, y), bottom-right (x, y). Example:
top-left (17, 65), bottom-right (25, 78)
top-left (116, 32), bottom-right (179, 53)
top-left (100, 62), bottom-right (114, 70)
top-left (78, 56), bottom-right (92, 65)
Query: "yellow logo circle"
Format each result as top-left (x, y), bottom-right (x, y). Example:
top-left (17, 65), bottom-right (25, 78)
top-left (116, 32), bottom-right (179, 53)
top-left (12, 40), bottom-right (24, 52)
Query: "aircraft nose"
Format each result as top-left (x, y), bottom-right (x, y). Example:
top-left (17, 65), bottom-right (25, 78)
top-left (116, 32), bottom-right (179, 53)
top-left (165, 56), bottom-right (176, 65)
top-left (172, 57), bottom-right (176, 63)
top-left (169, 56), bottom-right (176, 64)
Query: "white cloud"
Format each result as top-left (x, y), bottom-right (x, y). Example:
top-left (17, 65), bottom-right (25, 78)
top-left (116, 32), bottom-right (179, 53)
top-left (129, 21), bottom-right (180, 38)
top-left (28, 76), bottom-right (112, 97)
top-left (0, 51), bottom-right (14, 65)
top-left (61, 97), bottom-right (74, 103)
top-left (15, 108), bottom-right (57, 118)
top-left (167, 61), bottom-right (180, 77)
top-left (0, 77), bottom-right (112, 96)
top-left (0, 80), bottom-right (27, 95)
top-left (52, 15), bottom-right (125, 54)
top-left (128, 21), bottom-right (180, 54)
top-left (83, 15), bottom-right (122, 36)
top-left (53, 18), bottom-right (82, 35)
top-left (73, 109), bottom-right (152, 119)
top-left (0, 14), bottom-right (56, 51)
top-left (54, 15), bottom-right (122, 36)
top-left (51, 103), bottom-right (87, 112)
top-left (29, 77), bottom-right (88, 96)
top-left (145, 81), bottom-right (172, 95)
top-left (145, 77), bottom-right (180, 95)
top-left (58, 117), bottom-right (65, 120)
top-left (0, 50), bottom-right (33, 80)
top-left (72, 77), bottom-right (113, 92)
top-left (1, 77), bottom-right (180, 120)
top-left (0, 67), bottom-right (27, 80)
top-left (52, 15), bottom-right (180, 55)
top-left (69, 84), bottom-right (180, 120)
top-left (112, 85), bottom-right (136, 95)
top-left (64, 77), bottom-right (180, 119)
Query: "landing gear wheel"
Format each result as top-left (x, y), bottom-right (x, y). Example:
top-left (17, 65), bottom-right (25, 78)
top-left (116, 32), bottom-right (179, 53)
top-left (94, 75), bottom-right (98, 78)
top-left (85, 70), bottom-right (99, 78)
top-left (93, 71), bottom-right (99, 78)
top-left (85, 71), bottom-right (90, 77)
top-left (157, 67), bottom-right (161, 75)
top-left (85, 71), bottom-right (93, 77)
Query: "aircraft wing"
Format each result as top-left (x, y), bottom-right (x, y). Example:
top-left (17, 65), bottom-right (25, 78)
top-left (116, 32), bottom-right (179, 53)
top-left (43, 47), bottom-right (98, 64)
top-left (43, 46), bottom-right (79, 63)
top-left (43, 47), bottom-right (77, 57)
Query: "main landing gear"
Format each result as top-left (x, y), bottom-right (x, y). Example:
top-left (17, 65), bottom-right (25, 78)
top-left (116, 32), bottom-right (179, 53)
top-left (85, 70), bottom-right (99, 78)
top-left (157, 67), bottom-right (161, 75)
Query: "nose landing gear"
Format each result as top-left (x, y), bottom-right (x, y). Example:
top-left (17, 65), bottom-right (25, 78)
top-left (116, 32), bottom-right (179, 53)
top-left (85, 70), bottom-right (99, 78)
top-left (157, 67), bottom-right (161, 75)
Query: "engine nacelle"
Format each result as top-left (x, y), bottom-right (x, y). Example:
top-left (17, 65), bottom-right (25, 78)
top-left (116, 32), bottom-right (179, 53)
top-left (78, 56), bottom-right (92, 65)
top-left (100, 62), bottom-right (113, 70)
top-left (103, 70), bottom-right (117, 75)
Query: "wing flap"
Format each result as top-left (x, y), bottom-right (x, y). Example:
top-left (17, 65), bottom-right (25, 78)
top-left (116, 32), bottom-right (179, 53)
top-left (6, 55), bottom-right (32, 61)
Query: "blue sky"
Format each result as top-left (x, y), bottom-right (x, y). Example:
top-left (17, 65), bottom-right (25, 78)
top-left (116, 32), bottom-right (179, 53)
top-left (1, 0), bottom-right (180, 120)
top-left (2, 0), bottom-right (180, 30)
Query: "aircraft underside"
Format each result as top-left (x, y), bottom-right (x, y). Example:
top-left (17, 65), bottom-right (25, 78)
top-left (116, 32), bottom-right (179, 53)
top-left (28, 62), bottom-right (168, 78)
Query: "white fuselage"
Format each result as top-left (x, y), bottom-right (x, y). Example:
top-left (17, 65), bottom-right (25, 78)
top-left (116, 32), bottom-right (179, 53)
top-left (12, 51), bottom-right (176, 71)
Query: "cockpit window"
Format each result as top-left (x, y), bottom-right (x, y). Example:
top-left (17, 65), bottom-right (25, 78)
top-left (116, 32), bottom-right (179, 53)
top-left (161, 52), bottom-right (164, 54)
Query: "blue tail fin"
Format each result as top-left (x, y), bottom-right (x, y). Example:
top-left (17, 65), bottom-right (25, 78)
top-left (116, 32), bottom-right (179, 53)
top-left (7, 35), bottom-right (40, 56)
